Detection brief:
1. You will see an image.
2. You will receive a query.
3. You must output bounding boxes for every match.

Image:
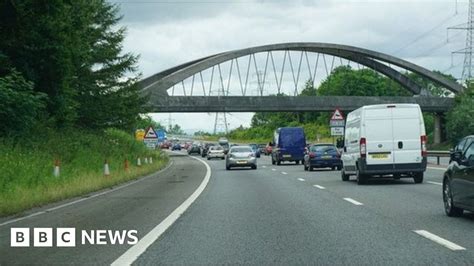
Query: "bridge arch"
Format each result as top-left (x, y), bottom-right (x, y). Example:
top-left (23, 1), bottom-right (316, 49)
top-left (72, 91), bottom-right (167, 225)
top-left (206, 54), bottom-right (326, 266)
top-left (139, 42), bottom-right (464, 97)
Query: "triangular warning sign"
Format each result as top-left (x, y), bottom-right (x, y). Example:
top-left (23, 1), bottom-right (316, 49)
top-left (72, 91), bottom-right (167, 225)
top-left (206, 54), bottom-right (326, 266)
top-left (331, 108), bottom-right (344, 120)
top-left (144, 126), bottom-right (158, 139)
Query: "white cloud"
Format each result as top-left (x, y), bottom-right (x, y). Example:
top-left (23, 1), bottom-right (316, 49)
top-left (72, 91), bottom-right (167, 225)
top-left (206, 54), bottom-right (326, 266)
top-left (116, 0), bottom-right (468, 132)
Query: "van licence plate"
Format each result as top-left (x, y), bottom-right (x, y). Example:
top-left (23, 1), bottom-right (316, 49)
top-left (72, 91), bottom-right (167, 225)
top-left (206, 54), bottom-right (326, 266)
top-left (283, 155), bottom-right (291, 158)
top-left (371, 154), bottom-right (389, 159)
top-left (322, 155), bottom-right (332, 159)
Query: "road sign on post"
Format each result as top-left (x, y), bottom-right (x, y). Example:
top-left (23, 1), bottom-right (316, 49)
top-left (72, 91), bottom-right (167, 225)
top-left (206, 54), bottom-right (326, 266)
top-left (143, 126), bottom-right (159, 149)
top-left (330, 108), bottom-right (345, 137)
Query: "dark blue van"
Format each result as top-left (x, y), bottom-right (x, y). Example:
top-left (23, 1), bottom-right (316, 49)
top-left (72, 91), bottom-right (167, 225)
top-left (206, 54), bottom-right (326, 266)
top-left (271, 127), bottom-right (306, 165)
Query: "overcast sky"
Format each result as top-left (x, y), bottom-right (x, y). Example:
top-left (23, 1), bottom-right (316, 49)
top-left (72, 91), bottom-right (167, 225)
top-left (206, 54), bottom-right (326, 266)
top-left (112, 0), bottom-right (468, 134)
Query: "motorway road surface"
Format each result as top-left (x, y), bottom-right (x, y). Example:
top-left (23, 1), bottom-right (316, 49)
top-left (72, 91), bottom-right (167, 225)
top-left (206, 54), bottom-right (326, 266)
top-left (1, 151), bottom-right (473, 265)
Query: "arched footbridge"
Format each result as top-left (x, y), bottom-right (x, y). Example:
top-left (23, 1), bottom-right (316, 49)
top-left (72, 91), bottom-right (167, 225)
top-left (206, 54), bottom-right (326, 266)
top-left (138, 42), bottom-right (463, 113)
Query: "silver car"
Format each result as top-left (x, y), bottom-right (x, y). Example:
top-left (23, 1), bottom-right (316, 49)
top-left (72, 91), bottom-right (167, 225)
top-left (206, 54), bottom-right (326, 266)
top-left (207, 145), bottom-right (225, 160)
top-left (226, 146), bottom-right (257, 170)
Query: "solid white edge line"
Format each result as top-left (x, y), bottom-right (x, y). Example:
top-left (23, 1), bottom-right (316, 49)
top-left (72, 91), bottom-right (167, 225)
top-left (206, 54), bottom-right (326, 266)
top-left (111, 155), bottom-right (212, 266)
top-left (297, 178), bottom-right (305, 182)
top-left (0, 160), bottom-right (174, 228)
top-left (313, 185), bottom-right (326, 190)
top-left (427, 181), bottom-right (443, 186)
top-left (343, 198), bottom-right (364, 206)
top-left (414, 230), bottom-right (466, 251)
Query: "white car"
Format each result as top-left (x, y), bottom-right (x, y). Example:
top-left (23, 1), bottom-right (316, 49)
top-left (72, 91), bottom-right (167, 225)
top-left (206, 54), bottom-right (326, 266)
top-left (341, 104), bottom-right (427, 184)
top-left (207, 146), bottom-right (225, 160)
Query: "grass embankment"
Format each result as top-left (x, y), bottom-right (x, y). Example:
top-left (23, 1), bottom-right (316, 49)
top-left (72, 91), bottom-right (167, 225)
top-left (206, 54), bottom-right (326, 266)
top-left (0, 128), bottom-right (168, 217)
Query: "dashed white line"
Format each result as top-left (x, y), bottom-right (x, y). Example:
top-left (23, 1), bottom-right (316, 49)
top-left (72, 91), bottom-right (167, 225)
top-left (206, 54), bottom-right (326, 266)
top-left (262, 165), bottom-right (267, 168)
top-left (343, 198), bottom-right (364, 206)
top-left (427, 181), bottom-right (443, 186)
top-left (281, 172), bottom-right (288, 175)
top-left (414, 230), bottom-right (466, 251)
top-left (313, 185), bottom-right (326, 190)
top-left (297, 178), bottom-right (306, 182)
top-left (427, 166), bottom-right (446, 171)
top-left (271, 168), bottom-right (276, 171)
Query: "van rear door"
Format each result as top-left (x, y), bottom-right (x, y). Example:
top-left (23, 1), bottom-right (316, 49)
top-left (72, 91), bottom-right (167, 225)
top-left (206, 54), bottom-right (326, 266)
top-left (364, 108), bottom-right (394, 165)
top-left (391, 106), bottom-right (423, 165)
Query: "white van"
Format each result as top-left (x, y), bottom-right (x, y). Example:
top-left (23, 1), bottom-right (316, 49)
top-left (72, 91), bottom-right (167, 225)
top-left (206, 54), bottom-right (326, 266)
top-left (341, 104), bottom-right (427, 184)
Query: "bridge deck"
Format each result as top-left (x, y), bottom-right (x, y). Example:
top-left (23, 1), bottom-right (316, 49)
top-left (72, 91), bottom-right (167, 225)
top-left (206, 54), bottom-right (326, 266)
top-left (145, 96), bottom-right (453, 113)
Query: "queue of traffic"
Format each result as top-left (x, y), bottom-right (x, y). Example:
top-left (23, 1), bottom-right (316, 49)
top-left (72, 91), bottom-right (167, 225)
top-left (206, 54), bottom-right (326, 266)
top-left (163, 103), bottom-right (473, 217)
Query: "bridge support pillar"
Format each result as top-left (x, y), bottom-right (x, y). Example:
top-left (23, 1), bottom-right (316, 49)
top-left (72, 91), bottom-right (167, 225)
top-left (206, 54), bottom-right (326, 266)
top-left (433, 113), bottom-right (445, 144)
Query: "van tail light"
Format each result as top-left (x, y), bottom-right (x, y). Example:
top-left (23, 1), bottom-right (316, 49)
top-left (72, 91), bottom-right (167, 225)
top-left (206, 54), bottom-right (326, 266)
top-left (309, 152), bottom-right (316, 158)
top-left (421, 135), bottom-right (427, 157)
top-left (360, 138), bottom-right (367, 158)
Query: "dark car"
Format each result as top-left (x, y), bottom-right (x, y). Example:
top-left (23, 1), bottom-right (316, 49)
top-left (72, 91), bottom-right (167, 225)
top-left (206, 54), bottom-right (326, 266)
top-left (271, 127), bottom-right (306, 165)
top-left (258, 144), bottom-right (266, 154)
top-left (171, 143), bottom-right (181, 151)
top-left (249, 144), bottom-right (261, 158)
top-left (188, 144), bottom-right (201, 155)
top-left (201, 143), bottom-right (215, 157)
top-left (304, 144), bottom-right (342, 171)
top-left (443, 136), bottom-right (474, 217)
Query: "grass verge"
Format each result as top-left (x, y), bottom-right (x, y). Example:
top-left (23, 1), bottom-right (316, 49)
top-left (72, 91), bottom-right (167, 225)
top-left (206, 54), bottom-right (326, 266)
top-left (0, 128), bottom-right (168, 217)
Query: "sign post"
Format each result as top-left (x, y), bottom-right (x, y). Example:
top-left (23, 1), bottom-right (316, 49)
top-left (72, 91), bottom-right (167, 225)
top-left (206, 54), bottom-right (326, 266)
top-left (143, 126), bottom-right (159, 149)
top-left (330, 108), bottom-right (345, 145)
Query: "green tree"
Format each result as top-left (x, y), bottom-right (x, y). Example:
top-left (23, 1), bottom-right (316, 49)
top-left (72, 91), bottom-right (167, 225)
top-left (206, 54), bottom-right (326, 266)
top-left (0, 69), bottom-right (46, 135)
top-left (168, 124), bottom-right (185, 135)
top-left (0, 0), bottom-right (145, 131)
top-left (446, 84), bottom-right (474, 143)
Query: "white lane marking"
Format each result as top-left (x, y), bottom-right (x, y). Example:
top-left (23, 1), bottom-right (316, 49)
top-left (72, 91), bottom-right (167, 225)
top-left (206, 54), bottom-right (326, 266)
top-left (297, 178), bottom-right (306, 182)
top-left (281, 172), bottom-right (288, 175)
top-left (271, 168), bottom-right (276, 171)
top-left (112, 155), bottom-right (212, 265)
top-left (343, 198), bottom-right (364, 206)
top-left (428, 166), bottom-right (446, 171)
top-left (313, 185), bottom-right (326, 190)
top-left (414, 230), bottom-right (466, 251)
top-left (262, 165), bottom-right (267, 168)
top-left (427, 181), bottom-right (443, 186)
top-left (0, 160), bottom-right (174, 227)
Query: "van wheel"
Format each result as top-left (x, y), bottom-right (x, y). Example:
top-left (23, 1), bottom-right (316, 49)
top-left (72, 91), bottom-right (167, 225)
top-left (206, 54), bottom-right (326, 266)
top-left (295, 160), bottom-right (300, 165)
top-left (356, 169), bottom-right (367, 185)
top-left (331, 166), bottom-right (336, 171)
top-left (413, 172), bottom-right (424, 184)
top-left (341, 170), bottom-right (350, 181)
top-left (443, 178), bottom-right (463, 217)
top-left (277, 160), bottom-right (281, 165)
top-left (272, 158), bottom-right (276, 165)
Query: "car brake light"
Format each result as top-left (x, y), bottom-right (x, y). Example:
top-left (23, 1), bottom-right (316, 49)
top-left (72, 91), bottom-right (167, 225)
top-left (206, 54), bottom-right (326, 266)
top-left (421, 135), bottom-right (427, 157)
top-left (309, 152), bottom-right (316, 158)
top-left (360, 138), bottom-right (367, 158)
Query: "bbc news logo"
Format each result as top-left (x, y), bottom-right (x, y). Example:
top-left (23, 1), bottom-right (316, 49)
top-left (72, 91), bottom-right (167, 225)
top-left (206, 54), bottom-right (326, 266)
top-left (11, 228), bottom-right (138, 247)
